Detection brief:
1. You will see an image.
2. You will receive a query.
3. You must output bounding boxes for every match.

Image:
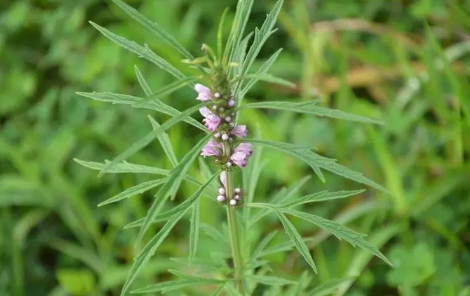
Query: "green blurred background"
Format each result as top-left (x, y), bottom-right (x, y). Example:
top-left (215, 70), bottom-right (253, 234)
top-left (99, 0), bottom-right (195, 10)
top-left (1, 0), bottom-right (470, 295)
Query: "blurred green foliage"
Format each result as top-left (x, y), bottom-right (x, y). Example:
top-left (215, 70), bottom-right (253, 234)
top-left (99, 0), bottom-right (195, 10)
top-left (1, 0), bottom-right (470, 295)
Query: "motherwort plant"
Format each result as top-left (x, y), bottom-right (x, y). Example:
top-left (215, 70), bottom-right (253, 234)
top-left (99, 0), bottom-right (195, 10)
top-left (76, 0), bottom-right (391, 295)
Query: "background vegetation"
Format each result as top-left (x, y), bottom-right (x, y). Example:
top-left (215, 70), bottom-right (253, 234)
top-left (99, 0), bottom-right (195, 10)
top-left (1, 0), bottom-right (469, 295)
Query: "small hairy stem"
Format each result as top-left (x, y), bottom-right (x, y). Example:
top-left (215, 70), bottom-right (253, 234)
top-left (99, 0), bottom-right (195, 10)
top-left (226, 171), bottom-right (245, 294)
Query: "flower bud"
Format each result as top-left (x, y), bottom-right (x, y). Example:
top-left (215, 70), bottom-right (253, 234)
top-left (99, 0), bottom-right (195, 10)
top-left (229, 199), bottom-right (237, 206)
top-left (234, 188), bottom-right (241, 194)
top-left (222, 134), bottom-right (229, 141)
top-left (228, 100), bottom-right (236, 107)
top-left (215, 92), bottom-right (221, 98)
top-left (214, 132), bottom-right (221, 138)
top-left (218, 188), bottom-right (226, 195)
top-left (225, 116), bottom-right (232, 122)
top-left (217, 195), bottom-right (226, 202)
top-left (234, 194), bottom-right (240, 200)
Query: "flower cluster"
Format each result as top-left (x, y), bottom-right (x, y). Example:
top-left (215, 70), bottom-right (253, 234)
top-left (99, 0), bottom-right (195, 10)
top-left (195, 83), bottom-right (252, 206)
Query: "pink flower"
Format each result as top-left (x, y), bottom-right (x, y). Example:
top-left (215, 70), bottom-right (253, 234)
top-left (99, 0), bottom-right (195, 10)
top-left (231, 125), bottom-right (247, 138)
top-left (220, 171), bottom-right (227, 188)
top-left (235, 143), bottom-right (253, 155)
top-left (230, 143), bottom-right (253, 168)
top-left (201, 139), bottom-right (222, 157)
top-left (199, 107), bottom-right (221, 131)
top-left (195, 84), bottom-right (212, 101)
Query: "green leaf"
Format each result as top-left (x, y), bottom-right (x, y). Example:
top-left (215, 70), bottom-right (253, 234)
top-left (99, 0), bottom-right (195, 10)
top-left (131, 278), bottom-right (221, 294)
top-left (306, 278), bottom-right (352, 296)
top-left (247, 139), bottom-right (388, 193)
top-left (124, 174), bottom-right (219, 230)
top-left (236, 74), bottom-right (295, 88)
top-left (148, 115), bottom-right (178, 167)
top-left (239, 49), bottom-right (282, 97)
top-left (233, 32), bottom-right (254, 78)
top-left (281, 189), bottom-right (365, 208)
top-left (211, 284), bottom-right (226, 296)
top-left (224, 0), bottom-right (254, 63)
top-left (112, 0), bottom-right (194, 60)
top-left (241, 0), bottom-right (284, 76)
top-left (74, 159), bottom-right (170, 175)
top-left (120, 211), bottom-right (186, 296)
top-left (136, 138), bottom-right (214, 244)
top-left (239, 101), bottom-right (382, 124)
top-left (217, 8), bottom-right (229, 59)
top-left (275, 211), bottom-right (317, 272)
top-left (250, 176), bottom-right (311, 226)
top-left (120, 173), bottom-right (216, 295)
top-left (189, 200), bottom-right (200, 261)
top-left (252, 231), bottom-right (278, 260)
top-left (76, 90), bottom-right (205, 131)
top-left (200, 223), bottom-right (231, 249)
top-left (97, 178), bottom-right (167, 207)
top-left (225, 283), bottom-right (244, 296)
top-left (134, 65), bottom-right (152, 95)
top-left (247, 275), bottom-right (296, 286)
top-left (89, 21), bottom-right (185, 80)
top-left (98, 103), bottom-right (207, 176)
top-left (281, 208), bottom-right (392, 266)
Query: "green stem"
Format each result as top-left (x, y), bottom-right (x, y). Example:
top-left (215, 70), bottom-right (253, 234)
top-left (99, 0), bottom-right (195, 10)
top-left (226, 171), bottom-right (245, 294)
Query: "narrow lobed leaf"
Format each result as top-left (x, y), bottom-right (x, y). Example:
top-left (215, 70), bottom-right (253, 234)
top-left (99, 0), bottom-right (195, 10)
top-left (281, 189), bottom-right (366, 208)
top-left (112, 0), bottom-right (194, 60)
top-left (275, 211), bottom-right (317, 272)
top-left (236, 74), bottom-right (295, 88)
top-left (247, 274), bottom-right (296, 286)
top-left (239, 101), bottom-right (383, 124)
top-left (98, 178), bottom-right (167, 207)
top-left (189, 199), bottom-right (200, 261)
top-left (98, 103), bottom-right (208, 176)
top-left (89, 21), bottom-right (186, 80)
top-left (306, 278), bottom-right (354, 296)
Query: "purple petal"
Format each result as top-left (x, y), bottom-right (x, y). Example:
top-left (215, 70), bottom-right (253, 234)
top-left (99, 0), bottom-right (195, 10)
top-left (220, 171), bottom-right (227, 188)
top-left (231, 125), bottom-right (248, 138)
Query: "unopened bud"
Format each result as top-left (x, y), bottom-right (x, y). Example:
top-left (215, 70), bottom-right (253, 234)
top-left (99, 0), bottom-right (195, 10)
top-left (229, 199), bottom-right (237, 206)
top-left (214, 132), bottom-right (221, 138)
top-left (228, 100), bottom-right (236, 107)
top-left (234, 194), bottom-right (240, 200)
top-left (219, 188), bottom-right (226, 195)
top-left (225, 116), bottom-right (231, 122)
top-left (234, 188), bottom-right (241, 194)
top-left (215, 92), bottom-right (221, 98)
top-left (222, 134), bottom-right (229, 141)
top-left (217, 195), bottom-right (226, 202)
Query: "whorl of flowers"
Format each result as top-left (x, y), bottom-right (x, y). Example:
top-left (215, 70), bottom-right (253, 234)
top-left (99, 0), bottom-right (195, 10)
top-left (195, 64), bottom-right (252, 206)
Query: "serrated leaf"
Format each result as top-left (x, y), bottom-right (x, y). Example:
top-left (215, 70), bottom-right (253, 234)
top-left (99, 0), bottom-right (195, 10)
top-left (281, 189), bottom-right (365, 208)
top-left (148, 115), bottom-right (178, 167)
top-left (239, 101), bottom-right (382, 124)
top-left (136, 138), bottom-right (214, 243)
top-left (99, 103), bottom-right (207, 176)
top-left (97, 178), bottom-right (167, 207)
top-left (189, 199), bottom-right (200, 261)
top-left (236, 74), bottom-right (295, 88)
top-left (76, 91), bottom-right (205, 131)
top-left (74, 159), bottom-right (170, 175)
top-left (120, 173), bottom-right (216, 295)
top-left (239, 48), bottom-right (282, 97)
top-left (247, 275), bottom-right (296, 286)
top-left (241, 0), bottom-right (284, 76)
top-left (89, 21), bottom-right (185, 80)
top-left (306, 278), bottom-right (352, 296)
top-left (120, 211), bottom-right (186, 295)
top-left (275, 211), bottom-right (317, 272)
top-left (112, 0), bottom-right (194, 60)
top-left (250, 176), bottom-right (311, 226)
top-left (281, 209), bottom-right (392, 266)
top-left (247, 139), bottom-right (388, 193)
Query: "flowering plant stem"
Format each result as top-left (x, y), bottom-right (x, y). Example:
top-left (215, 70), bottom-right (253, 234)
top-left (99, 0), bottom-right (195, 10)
top-left (225, 170), bottom-right (245, 294)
